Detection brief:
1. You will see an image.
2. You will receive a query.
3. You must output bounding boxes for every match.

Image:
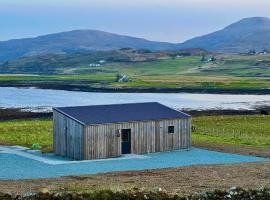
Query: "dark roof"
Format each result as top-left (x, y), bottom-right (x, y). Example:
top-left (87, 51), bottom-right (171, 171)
top-left (54, 102), bottom-right (190, 125)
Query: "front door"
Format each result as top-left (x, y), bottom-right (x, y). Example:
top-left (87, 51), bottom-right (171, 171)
top-left (121, 129), bottom-right (131, 154)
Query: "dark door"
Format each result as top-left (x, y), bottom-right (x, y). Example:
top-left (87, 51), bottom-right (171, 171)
top-left (121, 129), bottom-right (131, 154)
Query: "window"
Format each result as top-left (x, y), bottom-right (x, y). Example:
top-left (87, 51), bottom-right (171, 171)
top-left (168, 126), bottom-right (174, 134)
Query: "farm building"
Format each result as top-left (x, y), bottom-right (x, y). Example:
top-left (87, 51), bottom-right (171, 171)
top-left (53, 102), bottom-right (191, 160)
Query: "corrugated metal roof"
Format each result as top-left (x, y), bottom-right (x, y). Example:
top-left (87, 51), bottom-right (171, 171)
top-left (54, 102), bottom-right (190, 125)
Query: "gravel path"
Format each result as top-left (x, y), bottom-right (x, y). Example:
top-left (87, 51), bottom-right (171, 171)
top-left (0, 161), bottom-right (269, 195)
top-left (0, 147), bottom-right (267, 180)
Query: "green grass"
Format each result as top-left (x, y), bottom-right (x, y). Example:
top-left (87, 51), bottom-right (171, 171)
top-left (0, 115), bottom-right (269, 152)
top-left (0, 74), bottom-right (116, 81)
top-left (0, 119), bottom-right (53, 152)
top-left (112, 75), bottom-right (270, 90)
top-left (110, 56), bottom-right (202, 76)
top-left (1, 55), bottom-right (270, 90)
top-left (187, 54), bottom-right (270, 77)
top-left (192, 115), bottom-right (270, 147)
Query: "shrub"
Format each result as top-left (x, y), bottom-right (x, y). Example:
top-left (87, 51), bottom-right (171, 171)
top-left (0, 187), bottom-right (269, 200)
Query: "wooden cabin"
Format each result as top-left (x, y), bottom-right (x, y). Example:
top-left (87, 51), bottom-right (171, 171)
top-left (53, 102), bottom-right (191, 160)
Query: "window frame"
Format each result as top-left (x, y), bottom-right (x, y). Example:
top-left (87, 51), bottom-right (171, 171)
top-left (168, 125), bottom-right (175, 134)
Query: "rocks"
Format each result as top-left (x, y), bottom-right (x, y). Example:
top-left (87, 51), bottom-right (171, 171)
top-left (195, 187), bottom-right (270, 200)
top-left (0, 187), bottom-right (270, 200)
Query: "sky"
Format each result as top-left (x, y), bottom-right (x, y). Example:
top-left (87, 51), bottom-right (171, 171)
top-left (0, 0), bottom-right (269, 42)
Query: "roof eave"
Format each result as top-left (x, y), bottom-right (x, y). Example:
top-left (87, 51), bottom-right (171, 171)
top-left (53, 107), bottom-right (86, 126)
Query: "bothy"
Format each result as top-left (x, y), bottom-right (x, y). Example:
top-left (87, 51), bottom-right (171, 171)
top-left (53, 102), bottom-right (191, 160)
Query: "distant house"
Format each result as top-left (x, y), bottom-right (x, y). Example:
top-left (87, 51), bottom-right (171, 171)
top-left (117, 74), bottom-right (129, 82)
top-left (98, 60), bottom-right (106, 64)
top-left (89, 63), bottom-right (101, 67)
top-left (89, 60), bottom-right (106, 67)
top-left (53, 102), bottom-right (191, 160)
top-left (259, 51), bottom-right (268, 55)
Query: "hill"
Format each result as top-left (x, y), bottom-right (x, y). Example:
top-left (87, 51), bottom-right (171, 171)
top-left (177, 17), bottom-right (270, 53)
top-left (1, 17), bottom-right (270, 61)
top-left (0, 48), bottom-right (206, 74)
top-left (0, 30), bottom-right (175, 61)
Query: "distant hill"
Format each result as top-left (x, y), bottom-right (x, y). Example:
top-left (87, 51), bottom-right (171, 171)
top-left (0, 30), bottom-right (175, 61)
top-left (1, 17), bottom-right (270, 61)
top-left (0, 48), bottom-right (205, 74)
top-left (177, 17), bottom-right (270, 53)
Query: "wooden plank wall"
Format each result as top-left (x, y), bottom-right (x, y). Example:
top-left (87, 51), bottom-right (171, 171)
top-left (131, 121), bottom-right (156, 154)
top-left (156, 118), bottom-right (191, 151)
top-left (84, 123), bottom-right (121, 160)
top-left (84, 118), bottom-right (191, 160)
top-left (53, 110), bottom-right (84, 160)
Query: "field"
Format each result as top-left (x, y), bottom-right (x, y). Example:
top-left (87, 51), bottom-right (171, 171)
top-left (1, 54), bottom-right (270, 91)
top-left (0, 115), bottom-right (269, 195)
top-left (193, 115), bottom-right (270, 147)
top-left (0, 115), bottom-right (269, 153)
top-left (0, 119), bottom-right (52, 152)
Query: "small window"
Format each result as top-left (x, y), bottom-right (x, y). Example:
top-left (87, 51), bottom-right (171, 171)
top-left (168, 126), bottom-right (174, 134)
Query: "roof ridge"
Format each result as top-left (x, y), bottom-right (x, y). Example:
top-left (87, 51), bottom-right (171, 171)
top-left (54, 102), bottom-right (190, 126)
top-left (54, 102), bottom-right (160, 109)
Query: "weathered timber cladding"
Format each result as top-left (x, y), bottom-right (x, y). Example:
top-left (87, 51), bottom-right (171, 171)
top-left (84, 123), bottom-right (121, 160)
top-left (83, 118), bottom-right (191, 160)
top-left (54, 109), bottom-right (191, 160)
top-left (53, 110), bottom-right (84, 160)
top-left (157, 118), bottom-right (191, 151)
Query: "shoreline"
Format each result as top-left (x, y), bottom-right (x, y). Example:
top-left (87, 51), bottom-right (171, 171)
top-left (0, 107), bottom-right (268, 121)
top-left (1, 80), bottom-right (270, 94)
top-left (0, 108), bottom-right (52, 121)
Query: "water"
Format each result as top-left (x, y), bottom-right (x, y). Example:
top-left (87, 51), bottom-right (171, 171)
top-left (0, 148), bottom-right (267, 180)
top-left (1, 87), bottom-right (270, 111)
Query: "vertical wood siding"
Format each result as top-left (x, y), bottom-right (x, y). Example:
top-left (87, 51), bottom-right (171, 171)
top-left (54, 109), bottom-right (191, 160)
top-left (84, 123), bottom-right (121, 160)
top-left (53, 110), bottom-right (84, 160)
top-left (83, 118), bottom-right (191, 160)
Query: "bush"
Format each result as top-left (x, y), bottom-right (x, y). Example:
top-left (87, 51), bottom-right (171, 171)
top-left (0, 187), bottom-right (269, 200)
top-left (0, 193), bottom-right (12, 200)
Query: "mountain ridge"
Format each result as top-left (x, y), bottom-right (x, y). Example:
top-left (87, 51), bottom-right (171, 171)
top-left (177, 17), bottom-right (270, 52)
top-left (1, 17), bottom-right (270, 61)
top-left (0, 29), bottom-right (175, 61)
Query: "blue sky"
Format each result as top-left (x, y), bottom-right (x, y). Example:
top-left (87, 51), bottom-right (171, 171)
top-left (0, 0), bottom-right (269, 42)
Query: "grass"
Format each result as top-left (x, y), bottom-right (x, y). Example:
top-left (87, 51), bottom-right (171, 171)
top-left (0, 115), bottom-right (269, 152)
top-left (186, 54), bottom-right (270, 77)
top-left (1, 74), bottom-right (269, 90)
top-left (0, 119), bottom-right (53, 152)
top-left (112, 75), bottom-right (270, 89)
top-left (0, 74), bottom-right (116, 81)
top-left (192, 115), bottom-right (270, 147)
top-left (1, 55), bottom-right (270, 90)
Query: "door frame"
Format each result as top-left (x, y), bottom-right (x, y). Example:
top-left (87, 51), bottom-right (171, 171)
top-left (121, 128), bottom-right (131, 154)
